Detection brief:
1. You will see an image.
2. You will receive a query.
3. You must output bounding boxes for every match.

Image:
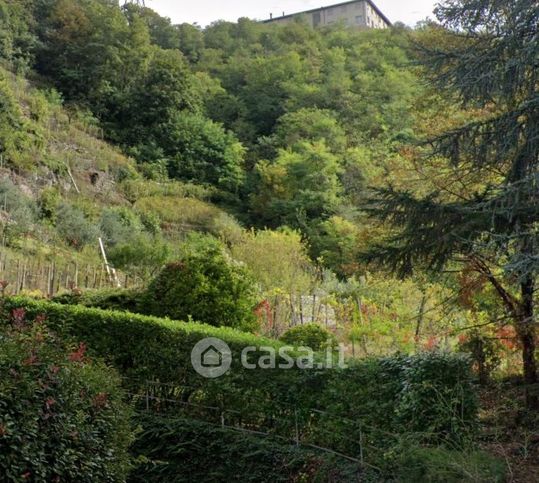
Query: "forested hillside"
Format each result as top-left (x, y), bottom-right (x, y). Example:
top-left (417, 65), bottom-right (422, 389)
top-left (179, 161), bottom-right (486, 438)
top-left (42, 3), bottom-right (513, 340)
top-left (0, 0), bottom-right (460, 350)
top-left (1, 0), bottom-right (538, 481)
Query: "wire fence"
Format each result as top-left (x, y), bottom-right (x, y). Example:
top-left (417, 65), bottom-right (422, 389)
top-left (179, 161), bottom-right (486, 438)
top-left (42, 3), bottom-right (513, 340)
top-left (124, 379), bottom-right (403, 472)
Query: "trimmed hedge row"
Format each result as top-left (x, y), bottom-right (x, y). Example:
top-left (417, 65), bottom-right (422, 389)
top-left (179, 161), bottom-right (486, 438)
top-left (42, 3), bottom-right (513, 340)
top-left (1, 297), bottom-right (478, 462)
top-left (53, 289), bottom-right (142, 313)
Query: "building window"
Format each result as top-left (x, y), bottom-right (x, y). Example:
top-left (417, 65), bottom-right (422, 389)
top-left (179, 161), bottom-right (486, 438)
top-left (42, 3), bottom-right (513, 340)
top-left (355, 15), bottom-right (363, 24)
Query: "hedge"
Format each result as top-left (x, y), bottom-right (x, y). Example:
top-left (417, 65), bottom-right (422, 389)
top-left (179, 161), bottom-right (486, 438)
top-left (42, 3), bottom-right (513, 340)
top-left (53, 289), bottom-right (143, 313)
top-left (0, 297), bottom-right (478, 465)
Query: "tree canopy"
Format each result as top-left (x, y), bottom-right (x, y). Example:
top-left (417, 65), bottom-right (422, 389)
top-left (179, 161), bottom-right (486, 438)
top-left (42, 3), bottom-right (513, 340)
top-left (364, 0), bottom-right (539, 408)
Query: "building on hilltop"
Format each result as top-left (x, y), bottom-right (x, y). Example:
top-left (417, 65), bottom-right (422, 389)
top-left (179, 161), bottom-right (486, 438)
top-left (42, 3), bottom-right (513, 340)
top-left (263, 0), bottom-right (391, 29)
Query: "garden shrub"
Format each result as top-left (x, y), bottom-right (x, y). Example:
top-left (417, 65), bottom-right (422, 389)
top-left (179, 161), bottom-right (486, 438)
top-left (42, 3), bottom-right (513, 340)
top-left (394, 352), bottom-right (479, 439)
top-left (280, 323), bottom-right (337, 351)
top-left (142, 237), bottom-right (259, 332)
top-left (0, 309), bottom-right (133, 482)
top-left (319, 353), bottom-right (478, 448)
top-left (53, 288), bottom-right (144, 313)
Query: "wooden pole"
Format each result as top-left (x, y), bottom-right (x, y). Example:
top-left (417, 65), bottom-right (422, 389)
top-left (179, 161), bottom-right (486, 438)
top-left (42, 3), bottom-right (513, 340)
top-left (99, 237), bottom-right (120, 288)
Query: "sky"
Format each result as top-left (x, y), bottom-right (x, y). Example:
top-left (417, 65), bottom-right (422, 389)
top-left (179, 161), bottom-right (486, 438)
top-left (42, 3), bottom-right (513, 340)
top-left (145, 0), bottom-right (439, 28)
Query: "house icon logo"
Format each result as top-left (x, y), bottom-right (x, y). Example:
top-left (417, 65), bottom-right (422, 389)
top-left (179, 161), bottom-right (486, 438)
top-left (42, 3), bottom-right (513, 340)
top-left (191, 337), bottom-right (232, 378)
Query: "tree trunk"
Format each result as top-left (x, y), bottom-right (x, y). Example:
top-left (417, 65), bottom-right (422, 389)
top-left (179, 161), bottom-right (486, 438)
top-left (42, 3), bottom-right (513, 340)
top-left (519, 277), bottom-right (538, 410)
top-left (475, 338), bottom-right (489, 386)
top-left (415, 292), bottom-right (427, 349)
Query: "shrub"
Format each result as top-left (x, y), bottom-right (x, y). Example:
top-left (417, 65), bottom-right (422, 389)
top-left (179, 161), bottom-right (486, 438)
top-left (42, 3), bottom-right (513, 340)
top-left (321, 353), bottom-right (478, 446)
top-left (99, 207), bottom-right (143, 247)
top-left (53, 288), bottom-right (144, 313)
top-left (0, 179), bottom-right (36, 241)
top-left (393, 352), bottom-right (479, 440)
top-left (108, 235), bottom-right (170, 279)
top-left (458, 330), bottom-right (503, 385)
top-left (392, 446), bottom-right (506, 482)
top-left (37, 187), bottom-right (61, 221)
top-left (0, 310), bottom-right (133, 481)
top-left (0, 74), bottom-right (35, 168)
top-left (129, 415), bottom-right (363, 483)
top-left (230, 228), bottom-right (314, 296)
top-left (55, 203), bottom-right (98, 249)
top-left (137, 210), bottom-right (161, 236)
top-left (280, 324), bottom-right (337, 351)
top-left (143, 237), bottom-right (259, 332)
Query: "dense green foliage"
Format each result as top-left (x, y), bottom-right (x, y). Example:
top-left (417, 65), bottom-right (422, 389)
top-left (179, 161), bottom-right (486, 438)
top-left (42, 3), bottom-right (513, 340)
top-left (280, 323), bottom-right (337, 351)
top-left (391, 446), bottom-right (506, 483)
top-left (0, 0), bottom-right (529, 479)
top-left (129, 415), bottom-right (363, 483)
top-left (364, 0), bottom-right (539, 408)
top-left (53, 288), bottom-right (143, 313)
top-left (0, 0), bottom-right (420, 270)
top-left (158, 112), bottom-right (246, 191)
top-left (129, 414), bottom-right (506, 483)
top-left (0, 0), bottom-right (35, 71)
top-left (1, 297), bottom-right (478, 460)
top-left (143, 237), bottom-right (259, 331)
top-left (0, 310), bottom-right (133, 481)
top-left (0, 72), bottom-right (38, 170)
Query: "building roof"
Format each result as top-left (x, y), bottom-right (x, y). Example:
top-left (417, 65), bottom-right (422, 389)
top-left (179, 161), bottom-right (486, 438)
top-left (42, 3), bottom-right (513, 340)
top-left (263, 0), bottom-right (392, 27)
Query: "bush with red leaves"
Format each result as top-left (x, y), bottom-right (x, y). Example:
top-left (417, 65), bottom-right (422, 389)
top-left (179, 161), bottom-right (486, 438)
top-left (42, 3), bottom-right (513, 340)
top-left (0, 309), bottom-right (133, 482)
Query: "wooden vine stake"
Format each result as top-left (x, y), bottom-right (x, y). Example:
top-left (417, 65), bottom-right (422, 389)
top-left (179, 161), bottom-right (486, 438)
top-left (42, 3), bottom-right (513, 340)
top-left (98, 237), bottom-right (121, 288)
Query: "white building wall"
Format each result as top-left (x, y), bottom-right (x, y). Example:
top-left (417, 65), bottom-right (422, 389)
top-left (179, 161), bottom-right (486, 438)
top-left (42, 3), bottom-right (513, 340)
top-left (266, 1), bottom-right (389, 29)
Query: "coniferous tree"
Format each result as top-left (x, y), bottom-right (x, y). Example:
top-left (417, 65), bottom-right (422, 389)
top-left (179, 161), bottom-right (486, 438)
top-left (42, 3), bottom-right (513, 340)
top-left (364, 0), bottom-right (539, 408)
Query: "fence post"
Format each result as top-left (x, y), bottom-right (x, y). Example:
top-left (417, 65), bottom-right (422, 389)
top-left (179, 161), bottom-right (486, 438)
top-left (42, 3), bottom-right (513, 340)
top-left (49, 262), bottom-right (56, 297)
